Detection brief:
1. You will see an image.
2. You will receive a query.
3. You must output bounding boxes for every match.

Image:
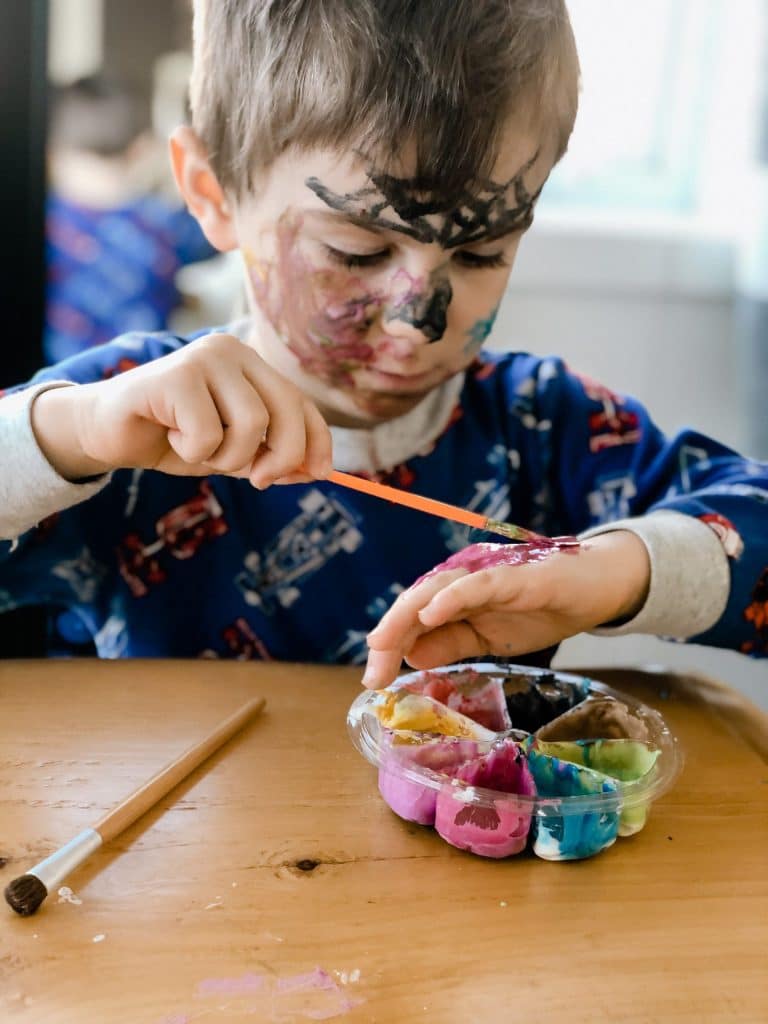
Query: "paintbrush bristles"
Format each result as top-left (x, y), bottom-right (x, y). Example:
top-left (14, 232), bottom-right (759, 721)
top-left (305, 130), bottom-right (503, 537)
top-left (484, 519), bottom-right (581, 547)
top-left (483, 519), bottom-right (531, 542)
top-left (5, 874), bottom-right (48, 916)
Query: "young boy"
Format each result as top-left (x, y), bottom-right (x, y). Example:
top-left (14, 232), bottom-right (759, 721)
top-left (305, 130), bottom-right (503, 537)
top-left (1, 0), bottom-right (766, 679)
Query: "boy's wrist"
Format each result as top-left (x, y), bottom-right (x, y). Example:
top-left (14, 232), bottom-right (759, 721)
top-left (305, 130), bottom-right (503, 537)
top-left (31, 385), bottom-right (112, 482)
top-left (585, 530), bottom-right (651, 626)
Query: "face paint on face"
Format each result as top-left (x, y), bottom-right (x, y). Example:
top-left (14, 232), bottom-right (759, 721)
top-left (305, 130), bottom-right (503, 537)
top-left (383, 268), bottom-right (453, 343)
top-left (463, 304), bottom-right (500, 355)
top-left (306, 149), bottom-right (544, 250)
top-left (245, 215), bottom-right (456, 403)
top-left (245, 215), bottom-right (380, 387)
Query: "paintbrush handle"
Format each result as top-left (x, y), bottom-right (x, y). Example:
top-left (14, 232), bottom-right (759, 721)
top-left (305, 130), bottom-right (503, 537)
top-left (94, 696), bottom-right (265, 843)
top-left (327, 470), bottom-right (485, 530)
top-left (327, 470), bottom-right (544, 543)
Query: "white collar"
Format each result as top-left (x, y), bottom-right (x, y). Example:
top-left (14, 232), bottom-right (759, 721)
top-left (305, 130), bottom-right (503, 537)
top-left (225, 318), bottom-right (465, 474)
top-left (330, 372), bottom-right (465, 473)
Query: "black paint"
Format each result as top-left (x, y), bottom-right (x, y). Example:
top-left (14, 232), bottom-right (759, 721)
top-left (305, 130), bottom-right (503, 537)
top-left (306, 150), bottom-right (542, 250)
top-left (385, 275), bottom-right (453, 342)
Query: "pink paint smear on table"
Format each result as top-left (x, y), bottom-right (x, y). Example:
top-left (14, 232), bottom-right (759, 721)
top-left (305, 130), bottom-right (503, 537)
top-left (192, 965), bottom-right (364, 1019)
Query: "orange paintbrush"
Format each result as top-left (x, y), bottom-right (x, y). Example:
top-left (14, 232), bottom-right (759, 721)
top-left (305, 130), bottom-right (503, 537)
top-left (327, 470), bottom-right (573, 545)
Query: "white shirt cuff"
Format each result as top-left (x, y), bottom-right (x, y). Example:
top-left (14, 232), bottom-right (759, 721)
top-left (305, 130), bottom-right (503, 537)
top-left (0, 381), bottom-right (112, 541)
top-left (579, 510), bottom-right (730, 640)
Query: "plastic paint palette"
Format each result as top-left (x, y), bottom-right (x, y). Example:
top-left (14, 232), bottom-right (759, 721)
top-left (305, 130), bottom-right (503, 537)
top-left (347, 663), bottom-right (682, 861)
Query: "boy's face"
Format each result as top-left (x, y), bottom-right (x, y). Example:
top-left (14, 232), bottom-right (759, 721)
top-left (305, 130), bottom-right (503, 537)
top-left (222, 123), bottom-right (554, 426)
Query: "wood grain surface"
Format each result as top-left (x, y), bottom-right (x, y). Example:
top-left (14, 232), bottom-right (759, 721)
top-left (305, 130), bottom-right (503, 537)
top-left (0, 659), bottom-right (766, 1024)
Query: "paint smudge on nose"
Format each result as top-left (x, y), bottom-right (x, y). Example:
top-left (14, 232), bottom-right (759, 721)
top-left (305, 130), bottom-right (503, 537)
top-left (384, 268), bottom-right (453, 342)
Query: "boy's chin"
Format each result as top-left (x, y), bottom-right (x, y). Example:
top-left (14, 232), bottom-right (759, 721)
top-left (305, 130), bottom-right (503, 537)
top-left (322, 388), bottom-right (429, 427)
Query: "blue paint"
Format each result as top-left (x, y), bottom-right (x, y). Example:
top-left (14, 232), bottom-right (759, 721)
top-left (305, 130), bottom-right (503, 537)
top-left (464, 304), bottom-right (499, 353)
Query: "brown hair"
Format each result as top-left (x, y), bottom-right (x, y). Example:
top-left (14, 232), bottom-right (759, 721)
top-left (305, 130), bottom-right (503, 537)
top-left (190, 0), bottom-right (579, 201)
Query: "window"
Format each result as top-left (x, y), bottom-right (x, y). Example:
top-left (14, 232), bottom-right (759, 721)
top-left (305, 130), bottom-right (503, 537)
top-left (540, 0), bottom-right (766, 226)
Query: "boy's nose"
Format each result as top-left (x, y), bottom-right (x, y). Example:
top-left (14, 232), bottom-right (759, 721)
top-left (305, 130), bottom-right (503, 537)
top-left (382, 276), bottom-right (453, 343)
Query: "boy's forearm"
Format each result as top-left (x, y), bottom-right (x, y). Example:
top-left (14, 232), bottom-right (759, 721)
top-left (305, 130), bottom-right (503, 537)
top-left (30, 385), bottom-right (112, 481)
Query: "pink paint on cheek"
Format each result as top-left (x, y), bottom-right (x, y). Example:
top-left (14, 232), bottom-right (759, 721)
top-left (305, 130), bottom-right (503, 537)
top-left (415, 539), bottom-right (580, 585)
top-left (248, 216), bottom-right (386, 385)
top-left (305, 282), bottom-right (382, 377)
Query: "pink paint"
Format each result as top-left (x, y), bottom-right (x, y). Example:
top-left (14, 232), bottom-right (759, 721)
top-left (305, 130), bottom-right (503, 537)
top-left (195, 966), bottom-right (362, 1019)
top-left (403, 668), bottom-right (510, 731)
top-left (434, 739), bottom-right (536, 857)
top-left (247, 216), bottom-right (440, 391)
top-left (416, 538), bottom-right (579, 585)
top-left (378, 734), bottom-right (482, 824)
top-left (196, 972), bottom-right (267, 996)
top-left (276, 967), bottom-right (337, 994)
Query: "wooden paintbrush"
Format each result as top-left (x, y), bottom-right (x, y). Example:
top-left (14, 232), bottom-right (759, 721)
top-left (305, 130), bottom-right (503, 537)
top-left (5, 695), bottom-right (265, 916)
top-left (327, 470), bottom-right (576, 545)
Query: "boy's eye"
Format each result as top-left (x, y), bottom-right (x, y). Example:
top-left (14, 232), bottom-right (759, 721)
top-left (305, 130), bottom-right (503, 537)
top-left (324, 245), bottom-right (390, 268)
top-left (453, 250), bottom-right (508, 269)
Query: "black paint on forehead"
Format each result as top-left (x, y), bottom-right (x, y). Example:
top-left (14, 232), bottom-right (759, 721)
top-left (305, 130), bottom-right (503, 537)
top-left (305, 150), bottom-right (544, 249)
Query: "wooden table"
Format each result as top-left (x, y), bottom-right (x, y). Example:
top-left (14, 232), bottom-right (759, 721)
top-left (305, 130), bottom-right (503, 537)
top-left (0, 660), bottom-right (766, 1024)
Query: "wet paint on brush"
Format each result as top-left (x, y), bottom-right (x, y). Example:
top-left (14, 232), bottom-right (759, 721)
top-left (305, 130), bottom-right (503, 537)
top-left (306, 150), bottom-right (544, 248)
top-left (415, 539), bottom-right (579, 585)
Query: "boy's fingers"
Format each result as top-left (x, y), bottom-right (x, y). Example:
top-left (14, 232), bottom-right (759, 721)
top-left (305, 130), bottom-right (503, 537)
top-left (302, 400), bottom-right (333, 478)
top-left (418, 567), bottom-right (520, 628)
top-left (366, 569), bottom-right (468, 650)
top-left (362, 619), bottom-right (489, 688)
top-left (166, 375), bottom-right (225, 464)
top-left (361, 647), bottom-right (407, 689)
top-left (202, 372), bottom-right (270, 473)
top-left (249, 391), bottom-right (308, 487)
top-left (272, 471), bottom-right (317, 485)
top-left (404, 621), bottom-right (490, 669)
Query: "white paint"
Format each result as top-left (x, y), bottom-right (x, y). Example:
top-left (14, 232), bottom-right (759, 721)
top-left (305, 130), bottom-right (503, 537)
top-left (57, 886), bottom-right (82, 905)
top-left (449, 783), bottom-right (478, 803)
top-left (92, 934), bottom-right (106, 943)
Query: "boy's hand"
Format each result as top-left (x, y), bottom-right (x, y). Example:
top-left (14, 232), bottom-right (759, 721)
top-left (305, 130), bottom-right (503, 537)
top-left (362, 532), bottom-right (650, 688)
top-left (31, 333), bottom-right (333, 487)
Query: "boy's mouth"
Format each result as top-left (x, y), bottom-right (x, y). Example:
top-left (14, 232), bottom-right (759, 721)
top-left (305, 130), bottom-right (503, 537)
top-left (362, 366), bottom-right (437, 392)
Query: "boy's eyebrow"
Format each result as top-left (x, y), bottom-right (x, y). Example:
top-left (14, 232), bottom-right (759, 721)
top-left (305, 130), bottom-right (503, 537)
top-left (304, 157), bottom-right (543, 249)
top-left (301, 205), bottom-right (533, 246)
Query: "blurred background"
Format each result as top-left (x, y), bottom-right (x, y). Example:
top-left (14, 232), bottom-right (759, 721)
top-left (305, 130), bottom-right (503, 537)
top-left (1, 0), bottom-right (766, 703)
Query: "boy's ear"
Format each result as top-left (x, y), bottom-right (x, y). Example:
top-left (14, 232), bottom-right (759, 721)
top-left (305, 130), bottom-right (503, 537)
top-left (169, 125), bottom-right (238, 251)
